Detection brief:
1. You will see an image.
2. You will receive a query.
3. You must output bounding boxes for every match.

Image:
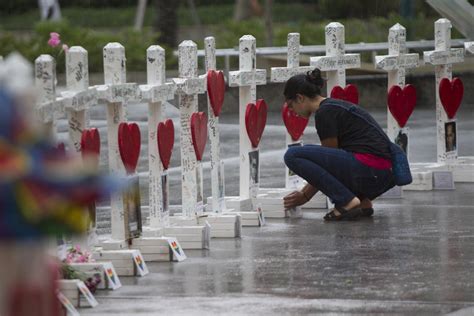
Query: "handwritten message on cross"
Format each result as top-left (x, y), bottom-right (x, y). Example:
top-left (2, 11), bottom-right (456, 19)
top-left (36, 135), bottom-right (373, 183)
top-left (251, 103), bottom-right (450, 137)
top-left (173, 41), bottom-right (207, 218)
top-left (375, 23), bottom-right (419, 154)
top-left (271, 32), bottom-right (312, 189)
top-left (139, 45), bottom-right (176, 228)
top-left (310, 22), bottom-right (361, 95)
top-left (229, 35), bottom-right (266, 202)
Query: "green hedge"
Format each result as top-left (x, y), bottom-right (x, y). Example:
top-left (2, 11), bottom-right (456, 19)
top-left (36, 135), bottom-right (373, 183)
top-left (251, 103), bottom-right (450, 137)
top-left (1, 13), bottom-right (462, 73)
top-left (0, 20), bottom-right (176, 73)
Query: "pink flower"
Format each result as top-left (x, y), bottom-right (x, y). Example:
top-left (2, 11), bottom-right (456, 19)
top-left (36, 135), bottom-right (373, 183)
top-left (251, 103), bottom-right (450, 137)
top-left (47, 32), bottom-right (61, 47)
top-left (62, 44), bottom-right (69, 53)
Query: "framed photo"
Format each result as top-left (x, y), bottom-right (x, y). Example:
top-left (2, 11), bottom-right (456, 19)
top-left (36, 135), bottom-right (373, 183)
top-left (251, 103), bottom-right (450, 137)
top-left (249, 150), bottom-right (259, 185)
top-left (444, 121), bottom-right (456, 153)
top-left (394, 130), bottom-right (408, 155)
top-left (123, 175), bottom-right (142, 240)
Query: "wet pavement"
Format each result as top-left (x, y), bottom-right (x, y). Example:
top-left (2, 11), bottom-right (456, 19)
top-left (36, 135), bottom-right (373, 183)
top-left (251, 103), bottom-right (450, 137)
top-left (82, 183), bottom-right (474, 315)
top-left (58, 101), bottom-right (474, 314)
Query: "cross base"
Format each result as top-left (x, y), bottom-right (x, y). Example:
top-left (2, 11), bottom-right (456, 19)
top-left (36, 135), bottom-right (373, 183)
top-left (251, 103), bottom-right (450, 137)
top-left (57, 280), bottom-right (86, 308)
top-left (205, 196), bottom-right (269, 226)
top-left (68, 262), bottom-right (121, 290)
top-left (130, 237), bottom-right (181, 262)
top-left (197, 213), bottom-right (242, 238)
top-left (206, 196), bottom-right (252, 211)
top-left (92, 249), bottom-right (146, 276)
top-left (405, 158), bottom-right (474, 191)
top-left (162, 224), bottom-right (210, 250)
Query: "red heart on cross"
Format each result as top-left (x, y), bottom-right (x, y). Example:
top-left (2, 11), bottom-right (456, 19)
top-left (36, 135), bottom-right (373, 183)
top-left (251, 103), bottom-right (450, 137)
top-left (387, 84), bottom-right (417, 128)
top-left (157, 119), bottom-right (174, 170)
top-left (81, 128), bottom-right (100, 160)
top-left (190, 112), bottom-right (208, 161)
top-left (282, 103), bottom-right (308, 141)
top-left (245, 99), bottom-right (267, 148)
top-left (118, 122), bottom-right (141, 174)
top-left (207, 70), bottom-right (225, 117)
top-left (439, 77), bottom-right (463, 119)
top-left (330, 84), bottom-right (359, 104)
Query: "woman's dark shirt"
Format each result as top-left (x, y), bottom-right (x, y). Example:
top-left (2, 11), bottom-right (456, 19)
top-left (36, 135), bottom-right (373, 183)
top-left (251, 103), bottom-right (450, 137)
top-left (314, 98), bottom-right (391, 160)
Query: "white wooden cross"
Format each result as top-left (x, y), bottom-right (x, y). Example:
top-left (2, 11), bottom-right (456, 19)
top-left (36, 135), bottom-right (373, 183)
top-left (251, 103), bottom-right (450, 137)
top-left (375, 23), bottom-right (420, 146)
top-left (423, 19), bottom-right (464, 163)
top-left (271, 32), bottom-right (312, 189)
top-left (310, 23), bottom-right (360, 207)
top-left (172, 41), bottom-right (207, 218)
top-left (139, 45), bottom-right (176, 228)
top-left (310, 22), bottom-right (361, 96)
top-left (204, 36), bottom-right (227, 213)
top-left (35, 54), bottom-right (60, 140)
top-left (229, 35), bottom-right (266, 203)
top-left (62, 47), bottom-right (98, 155)
top-left (97, 43), bottom-right (138, 241)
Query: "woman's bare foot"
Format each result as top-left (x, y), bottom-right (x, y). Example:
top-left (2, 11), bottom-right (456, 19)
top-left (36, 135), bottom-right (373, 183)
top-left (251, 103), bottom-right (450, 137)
top-left (331, 197), bottom-right (361, 217)
top-left (343, 197), bottom-right (361, 211)
top-left (324, 197), bottom-right (362, 220)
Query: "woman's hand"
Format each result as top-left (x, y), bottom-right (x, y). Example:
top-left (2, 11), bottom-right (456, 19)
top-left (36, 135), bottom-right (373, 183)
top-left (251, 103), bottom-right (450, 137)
top-left (283, 190), bottom-right (308, 209)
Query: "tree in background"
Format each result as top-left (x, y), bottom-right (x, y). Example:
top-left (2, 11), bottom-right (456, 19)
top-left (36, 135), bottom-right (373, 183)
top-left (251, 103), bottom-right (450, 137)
top-left (154, 0), bottom-right (180, 48)
top-left (234, 0), bottom-right (263, 21)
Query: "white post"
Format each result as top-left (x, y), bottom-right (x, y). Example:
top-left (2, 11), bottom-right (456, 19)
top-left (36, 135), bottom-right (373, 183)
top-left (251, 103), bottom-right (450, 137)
top-left (310, 22), bottom-right (361, 95)
top-left (173, 41), bottom-right (207, 218)
top-left (204, 36), bottom-right (226, 213)
top-left (423, 19), bottom-right (464, 163)
top-left (103, 43), bottom-right (127, 241)
top-left (35, 54), bottom-right (57, 139)
top-left (271, 33), bottom-right (312, 189)
top-left (64, 47), bottom-right (95, 155)
top-left (229, 35), bottom-right (266, 201)
top-left (140, 45), bottom-right (176, 228)
top-left (375, 24), bottom-right (420, 148)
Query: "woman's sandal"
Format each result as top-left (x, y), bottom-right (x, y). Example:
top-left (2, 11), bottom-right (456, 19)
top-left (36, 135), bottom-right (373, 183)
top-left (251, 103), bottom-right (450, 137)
top-left (361, 208), bottom-right (374, 217)
top-left (323, 206), bottom-right (362, 221)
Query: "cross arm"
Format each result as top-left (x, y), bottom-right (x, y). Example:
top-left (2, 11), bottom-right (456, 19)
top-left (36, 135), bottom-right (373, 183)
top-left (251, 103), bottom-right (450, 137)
top-left (60, 87), bottom-right (98, 111)
top-left (270, 66), bottom-right (313, 83)
top-left (37, 97), bottom-right (67, 123)
top-left (172, 75), bottom-right (206, 95)
top-left (375, 53), bottom-right (420, 71)
top-left (95, 83), bottom-right (140, 103)
top-left (228, 69), bottom-right (267, 87)
top-left (139, 82), bottom-right (176, 102)
top-left (310, 54), bottom-right (361, 71)
top-left (423, 48), bottom-right (464, 65)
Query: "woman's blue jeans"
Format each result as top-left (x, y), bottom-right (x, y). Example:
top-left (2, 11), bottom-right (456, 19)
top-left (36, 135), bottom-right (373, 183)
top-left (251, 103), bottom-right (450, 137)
top-left (284, 145), bottom-right (395, 208)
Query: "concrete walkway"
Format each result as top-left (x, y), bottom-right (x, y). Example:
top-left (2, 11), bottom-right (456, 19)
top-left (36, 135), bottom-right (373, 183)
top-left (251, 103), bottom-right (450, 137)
top-left (83, 183), bottom-right (474, 315)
